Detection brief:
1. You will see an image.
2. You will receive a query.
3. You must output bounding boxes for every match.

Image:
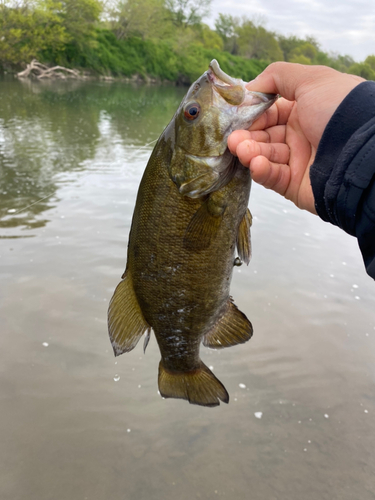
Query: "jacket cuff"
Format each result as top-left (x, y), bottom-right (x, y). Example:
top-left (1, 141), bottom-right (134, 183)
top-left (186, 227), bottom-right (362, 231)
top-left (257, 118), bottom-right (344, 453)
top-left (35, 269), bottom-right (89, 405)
top-left (310, 81), bottom-right (375, 278)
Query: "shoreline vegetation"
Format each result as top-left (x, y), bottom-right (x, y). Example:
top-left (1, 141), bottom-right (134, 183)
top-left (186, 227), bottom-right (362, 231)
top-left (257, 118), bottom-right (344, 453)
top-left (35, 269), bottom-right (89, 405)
top-left (2, 0), bottom-right (375, 84)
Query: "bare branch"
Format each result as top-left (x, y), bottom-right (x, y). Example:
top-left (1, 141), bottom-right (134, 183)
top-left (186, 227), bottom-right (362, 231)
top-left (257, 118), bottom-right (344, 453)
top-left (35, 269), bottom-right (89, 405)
top-left (17, 59), bottom-right (82, 79)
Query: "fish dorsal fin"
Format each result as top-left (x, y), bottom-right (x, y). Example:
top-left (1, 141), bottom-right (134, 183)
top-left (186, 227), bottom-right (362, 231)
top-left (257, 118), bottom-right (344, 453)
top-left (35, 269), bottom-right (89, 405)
top-left (236, 208), bottom-right (252, 265)
top-left (158, 360), bottom-right (229, 407)
top-left (203, 299), bottom-right (253, 349)
top-left (108, 271), bottom-right (151, 356)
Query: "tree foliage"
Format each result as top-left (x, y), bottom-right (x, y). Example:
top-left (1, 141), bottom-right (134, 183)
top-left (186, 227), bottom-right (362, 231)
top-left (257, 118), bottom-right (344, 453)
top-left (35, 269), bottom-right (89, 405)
top-left (347, 62), bottom-right (375, 80)
top-left (53, 0), bottom-right (102, 44)
top-left (110, 0), bottom-right (171, 40)
top-left (165, 0), bottom-right (211, 28)
top-left (0, 1), bottom-right (67, 67)
top-left (214, 14), bottom-right (239, 54)
top-left (236, 19), bottom-right (283, 62)
top-left (364, 55), bottom-right (375, 71)
top-left (277, 34), bottom-right (319, 62)
top-left (41, 0), bottom-right (103, 63)
top-left (0, 0), bottom-right (102, 67)
top-left (0, 0), bottom-right (374, 82)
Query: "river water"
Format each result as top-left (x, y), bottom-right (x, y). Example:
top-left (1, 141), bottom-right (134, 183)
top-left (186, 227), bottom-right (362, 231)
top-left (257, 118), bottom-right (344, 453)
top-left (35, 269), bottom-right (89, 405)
top-left (0, 76), bottom-right (374, 500)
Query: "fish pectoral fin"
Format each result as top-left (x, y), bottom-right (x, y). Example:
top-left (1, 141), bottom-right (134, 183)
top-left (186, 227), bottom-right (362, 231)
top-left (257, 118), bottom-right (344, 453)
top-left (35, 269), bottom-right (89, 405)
top-left (236, 208), bottom-right (252, 265)
top-left (203, 299), bottom-right (253, 349)
top-left (183, 193), bottom-right (226, 251)
top-left (108, 271), bottom-right (151, 356)
top-left (158, 361), bottom-right (229, 407)
top-left (179, 153), bottom-right (238, 199)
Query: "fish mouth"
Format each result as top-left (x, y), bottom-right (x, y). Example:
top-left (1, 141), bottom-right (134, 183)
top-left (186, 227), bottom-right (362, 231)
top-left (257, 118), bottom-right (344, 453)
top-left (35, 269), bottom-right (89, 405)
top-left (207, 59), bottom-right (276, 108)
top-left (207, 60), bottom-right (246, 106)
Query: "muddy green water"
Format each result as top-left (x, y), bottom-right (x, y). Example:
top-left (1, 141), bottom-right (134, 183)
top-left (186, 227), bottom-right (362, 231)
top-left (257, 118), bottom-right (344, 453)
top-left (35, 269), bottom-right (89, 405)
top-left (0, 76), bottom-right (374, 500)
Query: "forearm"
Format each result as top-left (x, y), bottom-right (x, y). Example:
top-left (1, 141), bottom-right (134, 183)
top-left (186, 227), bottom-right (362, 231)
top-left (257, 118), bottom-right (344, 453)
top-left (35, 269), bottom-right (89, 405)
top-left (310, 81), bottom-right (375, 279)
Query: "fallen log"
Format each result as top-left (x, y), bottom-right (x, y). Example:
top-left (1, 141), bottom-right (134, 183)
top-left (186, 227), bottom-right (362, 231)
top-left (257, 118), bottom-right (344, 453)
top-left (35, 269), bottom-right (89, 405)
top-left (17, 59), bottom-right (82, 79)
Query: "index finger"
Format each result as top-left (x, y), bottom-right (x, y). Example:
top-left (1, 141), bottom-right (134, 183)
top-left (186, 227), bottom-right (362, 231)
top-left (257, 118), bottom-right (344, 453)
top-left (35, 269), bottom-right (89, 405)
top-left (248, 98), bottom-right (295, 131)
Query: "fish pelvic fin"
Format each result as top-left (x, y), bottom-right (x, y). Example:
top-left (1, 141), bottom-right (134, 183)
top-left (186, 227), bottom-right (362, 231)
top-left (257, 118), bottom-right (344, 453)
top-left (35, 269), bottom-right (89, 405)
top-left (183, 203), bottom-right (222, 251)
top-left (183, 191), bottom-right (227, 251)
top-left (108, 271), bottom-right (151, 356)
top-left (236, 208), bottom-right (252, 265)
top-left (158, 360), bottom-right (229, 407)
top-left (203, 299), bottom-right (253, 349)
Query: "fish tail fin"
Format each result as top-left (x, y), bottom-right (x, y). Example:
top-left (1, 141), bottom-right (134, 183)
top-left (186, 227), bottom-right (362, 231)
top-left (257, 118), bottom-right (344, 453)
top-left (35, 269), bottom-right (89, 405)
top-left (158, 360), bottom-right (229, 407)
top-left (108, 271), bottom-right (151, 356)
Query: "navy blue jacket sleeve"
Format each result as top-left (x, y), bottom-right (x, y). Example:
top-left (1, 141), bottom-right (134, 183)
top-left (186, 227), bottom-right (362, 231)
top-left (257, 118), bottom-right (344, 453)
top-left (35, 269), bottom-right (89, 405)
top-left (310, 81), bottom-right (375, 279)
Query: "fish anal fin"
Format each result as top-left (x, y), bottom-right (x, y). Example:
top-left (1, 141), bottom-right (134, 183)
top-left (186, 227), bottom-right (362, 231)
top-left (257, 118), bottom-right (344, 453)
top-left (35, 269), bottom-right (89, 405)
top-left (158, 361), bottom-right (229, 407)
top-left (108, 271), bottom-right (151, 356)
top-left (203, 299), bottom-right (253, 349)
top-left (237, 208), bottom-right (252, 265)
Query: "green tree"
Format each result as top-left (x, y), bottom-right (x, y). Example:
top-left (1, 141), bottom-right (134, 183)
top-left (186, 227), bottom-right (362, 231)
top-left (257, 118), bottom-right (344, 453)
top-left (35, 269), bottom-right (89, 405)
top-left (198, 23), bottom-right (223, 51)
top-left (236, 18), bottom-right (283, 62)
top-left (329, 53), bottom-right (356, 72)
top-left (348, 62), bottom-right (375, 80)
top-left (289, 42), bottom-right (318, 64)
top-left (214, 13), bottom-right (239, 54)
top-left (289, 54), bottom-right (312, 65)
top-left (365, 55), bottom-right (375, 71)
top-left (41, 0), bottom-right (103, 65)
top-left (0, 1), bottom-right (68, 68)
top-left (110, 0), bottom-right (170, 40)
top-left (165, 0), bottom-right (211, 28)
top-left (314, 51), bottom-right (331, 66)
top-left (45, 0), bottom-right (102, 51)
top-left (277, 34), bottom-right (319, 62)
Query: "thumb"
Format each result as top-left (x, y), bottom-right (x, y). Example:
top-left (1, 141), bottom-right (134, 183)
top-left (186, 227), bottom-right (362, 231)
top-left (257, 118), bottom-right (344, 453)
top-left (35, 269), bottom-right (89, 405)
top-left (246, 62), bottom-right (365, 103)
top-left (246, 62), bottom-right (311, 101)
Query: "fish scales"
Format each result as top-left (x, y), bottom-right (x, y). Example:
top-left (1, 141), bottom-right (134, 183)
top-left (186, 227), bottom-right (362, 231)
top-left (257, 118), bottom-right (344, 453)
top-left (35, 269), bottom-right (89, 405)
top-left (131, 146), bottom-right (251, 368)
top-left (108, 60), bottom-right (277, 407)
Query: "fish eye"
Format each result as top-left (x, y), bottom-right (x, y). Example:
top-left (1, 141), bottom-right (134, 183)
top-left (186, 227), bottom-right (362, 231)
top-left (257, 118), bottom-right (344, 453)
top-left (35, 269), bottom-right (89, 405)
top-left (184, 103), bottom-right (201, 121)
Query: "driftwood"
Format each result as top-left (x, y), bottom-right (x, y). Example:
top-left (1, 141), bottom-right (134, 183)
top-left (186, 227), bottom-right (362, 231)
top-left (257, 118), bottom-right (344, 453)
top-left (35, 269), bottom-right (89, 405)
top-left (17, 59), bottom-right (82, 79)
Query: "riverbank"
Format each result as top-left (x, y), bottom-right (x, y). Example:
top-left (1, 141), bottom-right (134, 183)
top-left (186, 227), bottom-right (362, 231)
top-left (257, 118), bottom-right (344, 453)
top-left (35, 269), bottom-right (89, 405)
top-left (3, 29), bottom-right (269, 86)
top-left (15, 58), bottom-right (168, 85)
top-left (2, 1), bottom-right (375, 84)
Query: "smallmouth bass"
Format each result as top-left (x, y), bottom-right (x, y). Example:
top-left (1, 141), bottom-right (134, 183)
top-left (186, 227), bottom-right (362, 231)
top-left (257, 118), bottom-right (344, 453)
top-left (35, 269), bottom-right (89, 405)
top-left (108, 60), bottom-right (276, 407)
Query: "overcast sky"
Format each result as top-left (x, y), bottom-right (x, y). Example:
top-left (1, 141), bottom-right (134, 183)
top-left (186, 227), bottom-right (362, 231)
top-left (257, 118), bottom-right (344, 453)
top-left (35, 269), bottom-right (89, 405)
top-left (206, 0), bottom-right (375, 62)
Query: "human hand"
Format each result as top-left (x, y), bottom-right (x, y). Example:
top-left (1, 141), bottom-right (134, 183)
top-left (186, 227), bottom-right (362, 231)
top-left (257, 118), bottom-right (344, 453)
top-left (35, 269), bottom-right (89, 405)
top-left (228, 62), bottom-right (365, 214)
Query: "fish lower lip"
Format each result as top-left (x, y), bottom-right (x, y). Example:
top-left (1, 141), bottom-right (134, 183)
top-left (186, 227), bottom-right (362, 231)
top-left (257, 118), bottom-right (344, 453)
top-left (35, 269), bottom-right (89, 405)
top-left (208, 59), bottom-right (237, 87)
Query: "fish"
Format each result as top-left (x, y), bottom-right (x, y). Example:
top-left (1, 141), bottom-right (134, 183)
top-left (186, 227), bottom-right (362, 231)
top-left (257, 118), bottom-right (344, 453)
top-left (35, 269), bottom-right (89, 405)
top-left (108, 60), bottom-right (277, 407)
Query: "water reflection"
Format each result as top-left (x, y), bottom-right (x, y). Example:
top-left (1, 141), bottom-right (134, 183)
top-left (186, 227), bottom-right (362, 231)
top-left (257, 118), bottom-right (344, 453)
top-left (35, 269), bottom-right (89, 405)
top-left (0, 77), bottom-right (184, 235)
